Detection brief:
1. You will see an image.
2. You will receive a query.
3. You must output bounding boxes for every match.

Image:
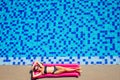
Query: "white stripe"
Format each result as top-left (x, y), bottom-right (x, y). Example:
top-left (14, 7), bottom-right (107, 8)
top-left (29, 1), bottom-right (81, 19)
top-left (0, 56), bottom-right (119, 65)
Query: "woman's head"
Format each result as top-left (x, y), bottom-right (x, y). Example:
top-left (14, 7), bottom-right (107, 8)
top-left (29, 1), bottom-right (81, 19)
top-left (34, 65), bottom-right (41, 71)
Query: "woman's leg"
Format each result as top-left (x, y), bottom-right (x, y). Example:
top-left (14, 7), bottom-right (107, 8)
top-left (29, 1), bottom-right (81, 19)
top-left (54, 66), bottom-right (81, 74)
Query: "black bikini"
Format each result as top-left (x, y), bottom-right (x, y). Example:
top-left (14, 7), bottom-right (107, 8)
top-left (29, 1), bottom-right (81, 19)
top-left (44, 66), bottom-right (57, 74)
top-left (44, 66), bottom-right (47, 74)
top-left (52, 66), bottom-right (57, 74)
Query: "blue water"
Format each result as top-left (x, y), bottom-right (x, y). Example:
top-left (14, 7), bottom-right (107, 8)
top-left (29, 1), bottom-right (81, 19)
top-left (0, 0), bottom-right (120, 65)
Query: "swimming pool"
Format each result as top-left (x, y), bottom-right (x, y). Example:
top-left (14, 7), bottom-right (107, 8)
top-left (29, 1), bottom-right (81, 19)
top-left (0, 0), bottom-right (120, 65)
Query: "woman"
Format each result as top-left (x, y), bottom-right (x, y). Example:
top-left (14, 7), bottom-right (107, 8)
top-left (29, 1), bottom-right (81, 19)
top-left (32, 61), bottom-right (82, 78)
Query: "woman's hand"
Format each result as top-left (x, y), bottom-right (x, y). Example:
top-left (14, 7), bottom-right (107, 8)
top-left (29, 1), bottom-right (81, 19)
top-left (37, 62), bottom-right (44, 68)
top-left (32, 61), bottom-right (39, 70)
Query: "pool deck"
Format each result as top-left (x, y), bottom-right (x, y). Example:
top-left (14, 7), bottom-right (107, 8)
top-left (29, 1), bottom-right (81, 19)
top-left (0, 65), bottom-right (120, 80)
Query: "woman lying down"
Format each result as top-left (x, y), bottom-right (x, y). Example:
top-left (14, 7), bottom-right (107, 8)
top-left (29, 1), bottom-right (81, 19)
top-left (32, 61), bottom-right (82, 78)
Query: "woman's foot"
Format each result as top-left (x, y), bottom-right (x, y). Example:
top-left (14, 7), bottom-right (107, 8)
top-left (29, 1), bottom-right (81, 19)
top-left (76, 67), bottom-right (82, 73)
top-left (76, 67), bottom-right (82, 70)
top-left (76, 69), bottom-right (82, 73)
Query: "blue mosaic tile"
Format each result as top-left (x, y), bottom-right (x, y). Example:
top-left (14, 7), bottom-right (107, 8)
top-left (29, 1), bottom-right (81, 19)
top-left (0, 0), bottom-right (120, 65)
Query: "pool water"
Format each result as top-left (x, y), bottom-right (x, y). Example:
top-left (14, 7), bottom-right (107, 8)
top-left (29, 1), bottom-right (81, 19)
top-left (0, 0), bottom-right (120, 65)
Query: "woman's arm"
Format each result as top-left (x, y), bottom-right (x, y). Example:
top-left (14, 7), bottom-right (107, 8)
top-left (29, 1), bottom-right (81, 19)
top-left (32, 61), bottom-right (44, 70)
top-left (32, 72), bottom-right (42, 78)
top-left (37, 61), bottom-right (44, 68)
top-left (32, 61), bottom-right (38, 70)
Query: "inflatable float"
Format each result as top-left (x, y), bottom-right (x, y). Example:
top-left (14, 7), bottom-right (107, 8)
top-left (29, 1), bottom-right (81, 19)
top-left (32, 64), bottom-right (81, 79)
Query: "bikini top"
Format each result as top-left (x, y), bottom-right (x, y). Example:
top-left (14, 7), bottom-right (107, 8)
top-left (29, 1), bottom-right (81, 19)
top-left (44, 66), bottom-right (57, 74)
top-left (44, 66), bottom-right (47, 74)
